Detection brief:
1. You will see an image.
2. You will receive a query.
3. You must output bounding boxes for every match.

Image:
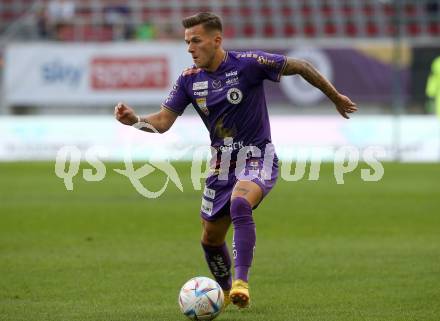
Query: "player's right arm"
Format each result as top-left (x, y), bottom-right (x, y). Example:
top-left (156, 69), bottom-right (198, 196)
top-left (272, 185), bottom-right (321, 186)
top-left (282, 57), bottom-right (357, 119)
top-left (114, 102), bottom-right (178, 134)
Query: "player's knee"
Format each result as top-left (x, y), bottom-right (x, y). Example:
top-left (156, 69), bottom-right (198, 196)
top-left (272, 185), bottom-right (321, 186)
top-left (230, 197), bottom-right (252, 216)
top-left (230, 197), bottom-right (253, 225)
top-left (201, 226), bottom-right (224, 246)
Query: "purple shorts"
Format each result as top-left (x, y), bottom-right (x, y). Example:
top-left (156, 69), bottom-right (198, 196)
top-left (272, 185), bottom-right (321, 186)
top-left (200, 155), bottom-right (279, 221)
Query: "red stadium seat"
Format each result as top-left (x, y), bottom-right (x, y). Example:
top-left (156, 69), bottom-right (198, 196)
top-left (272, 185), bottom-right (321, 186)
top-left (301, 4), bottom-right (312, 17)
top-left (75, 7), bottom-right (93, 19)
top-left (0, 0), bottom-right (436, 41)
top-left (260, 6), bottom-right (272, 17)
top-left (321, 4), bottom-right (333, 17)
top-left (223, 25), bottom-right (236, 38)
top-left (366, 21), bottom-right (379, 36)
top-left (243, 24), bottom-right (255, 37)
top-left (304, 23), bottom-right (316, 37)
top-left (263, 24), bottom-right (275, 37)
top-left (221, 7), bottom-right (232, 17)
top-left (239, 6), bottom-right (252, 17)
top-left (386, 24), bottom-right (397, 36)
top-left (324, 22), bottom-right (337, 36)
top-left (406, 23), bottom-right (421, 36)
top-left (362, 4), bottom-right (374, 16)
top-left (283, 23), bottom-right (296, 37)
top-left (141, 8), bottom-right (152, 20)
top-left (383, 3), bottom-right (395, 16)
top-left (281, 6), bottom-right (293, 17)
top-left (344, 22), bottom-right (357, 37)
top-left (158, 7), bottom-right (173, 17)
top-left (404, 3), bottom-right (417, 16)
top-left (57, 25), bottom-right (75, 41)
top-left (341, 4), bottom-right (354, 16)
top-left (428, 22), bottom-right (440, 35)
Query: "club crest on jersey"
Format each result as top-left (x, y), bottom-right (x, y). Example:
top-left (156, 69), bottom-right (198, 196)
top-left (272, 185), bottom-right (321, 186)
top-left (212, 79), bottom-right (222, 89)
top-left (226, 88), bottom-right (243, 105)
top-left (193, 81), bottom-right (208, 90)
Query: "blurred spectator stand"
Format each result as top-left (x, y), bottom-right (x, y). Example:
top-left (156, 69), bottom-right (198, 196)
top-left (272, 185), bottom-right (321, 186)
top-left (103, 0), bottom-right (133, 40)
top-left (46, 0), bottom-right (75, 40)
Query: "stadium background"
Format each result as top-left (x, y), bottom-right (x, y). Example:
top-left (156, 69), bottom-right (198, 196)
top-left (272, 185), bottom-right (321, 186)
top-left (0, 1), bottom-right (439, 321)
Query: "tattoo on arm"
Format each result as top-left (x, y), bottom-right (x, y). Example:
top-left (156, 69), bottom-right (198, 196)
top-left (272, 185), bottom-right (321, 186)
top-left (235, 187), bottom-right (250, 196)
top-left (282, 57), bottom-right (339, 103)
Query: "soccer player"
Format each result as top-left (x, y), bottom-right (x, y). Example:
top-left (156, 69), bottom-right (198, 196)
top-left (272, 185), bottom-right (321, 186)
top-left (115, 12), bottom-right (357, 309)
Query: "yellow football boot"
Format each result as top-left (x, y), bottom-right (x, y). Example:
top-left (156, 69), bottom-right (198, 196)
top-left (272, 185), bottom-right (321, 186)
top-left (229, 279), bottom-right (250, 308)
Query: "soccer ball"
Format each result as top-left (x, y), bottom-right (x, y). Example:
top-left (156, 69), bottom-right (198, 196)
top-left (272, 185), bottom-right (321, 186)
top-left (178, 276), bottom-right (224, 320)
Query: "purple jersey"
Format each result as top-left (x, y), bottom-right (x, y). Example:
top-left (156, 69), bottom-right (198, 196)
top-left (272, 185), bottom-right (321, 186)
top-left (162, 50), bottom-right (287, 153)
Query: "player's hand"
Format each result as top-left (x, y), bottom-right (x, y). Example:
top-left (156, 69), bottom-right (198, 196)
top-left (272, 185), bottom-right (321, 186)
top-left (333, 94), bottom-right (358, 119)
top-left (114, 102), bottom-right (138, 125)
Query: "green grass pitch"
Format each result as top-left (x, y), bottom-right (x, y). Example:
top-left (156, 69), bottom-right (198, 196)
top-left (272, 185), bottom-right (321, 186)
top-left (0, 162), bottom-right (439, 321)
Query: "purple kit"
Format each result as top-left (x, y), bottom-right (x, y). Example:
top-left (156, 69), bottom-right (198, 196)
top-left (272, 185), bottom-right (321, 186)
top-left (163, 50), bottom-right (286, 219)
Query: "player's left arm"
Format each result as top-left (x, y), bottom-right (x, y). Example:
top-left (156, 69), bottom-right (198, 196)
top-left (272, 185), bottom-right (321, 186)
top-left (282, 57), bottom-right (358, 119)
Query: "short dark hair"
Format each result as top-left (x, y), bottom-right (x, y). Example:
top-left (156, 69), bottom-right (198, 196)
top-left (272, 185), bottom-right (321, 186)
top-left (182, 12), bottom-right (222, 33)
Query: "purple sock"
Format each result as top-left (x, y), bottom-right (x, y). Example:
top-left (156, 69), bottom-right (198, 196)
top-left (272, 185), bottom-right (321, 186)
top-left (201, 242), bottom-right (232, 291)
top-left (230, 197), bottom-right (255, 283)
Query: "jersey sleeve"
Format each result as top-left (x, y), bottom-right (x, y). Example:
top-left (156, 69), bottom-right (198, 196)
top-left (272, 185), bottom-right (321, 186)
top-left (161, 74), bottom-right (191, 116)
top-left (239, 50), bottom-right (287, 83)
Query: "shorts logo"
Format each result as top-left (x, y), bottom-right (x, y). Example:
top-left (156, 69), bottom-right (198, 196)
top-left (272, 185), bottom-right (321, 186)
top-left (201, 198), bottom-right (213, 216)
top-left (212, 79), bottom-right (222, 89)
top-left (203, 187), bottom-right (216, 199)
top-left (193, 81), bottom-right (208, 90)
top-left (226, 88), bottom-right (243, 105)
